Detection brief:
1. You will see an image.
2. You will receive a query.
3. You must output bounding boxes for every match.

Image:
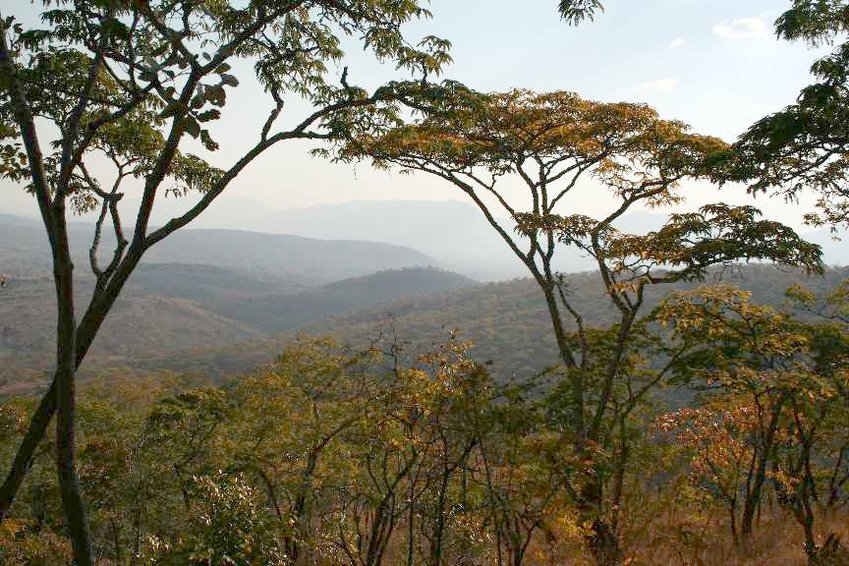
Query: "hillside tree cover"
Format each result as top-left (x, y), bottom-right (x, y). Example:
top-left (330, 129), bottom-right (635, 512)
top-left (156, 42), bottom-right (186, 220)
top-left (655, 281), bottom-right (849, 561)
top-left (0, 1), bottom-right (848, 565)
top-left (0, 303), bottom-right (844, 564)
top-left (341, 86), bottom-right (823, 564)
top-left (0, 0), bottom-right (450, 563)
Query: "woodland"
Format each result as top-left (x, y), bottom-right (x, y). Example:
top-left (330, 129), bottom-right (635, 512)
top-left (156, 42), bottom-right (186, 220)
top-left (0, 1), bottom-right (849, 565)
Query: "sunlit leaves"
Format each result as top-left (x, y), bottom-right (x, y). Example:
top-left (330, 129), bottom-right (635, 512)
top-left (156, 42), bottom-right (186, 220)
top-left (609, 204), bottom-right (822, 278)
top-left (1, 0), bottom-right (452, 217)
top-left (654, 284), bottom-right (806, 359)
top-left (654, 278), bottom-right (849, 549)
top-left (346, 87), bottom-right (728, 195)
top-left (343, 84), bottom-right (827, 559)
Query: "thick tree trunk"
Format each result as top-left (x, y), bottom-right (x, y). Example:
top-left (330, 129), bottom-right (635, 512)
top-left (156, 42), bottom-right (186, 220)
top-left (57, 366), bottom-right (92, 566)
top-left (540, 279), bottom-right (627, 565)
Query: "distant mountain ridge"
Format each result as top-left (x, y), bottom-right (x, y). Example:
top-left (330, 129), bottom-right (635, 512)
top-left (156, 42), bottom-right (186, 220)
top-left (8, 202), bottom-right (844, 283)
top-left (247, 202), bottom-right (849, 272)
top-left (227, 200), bottom-right (601, 279)
top-left (208, 267), bottom-right (476, 333)
top-left (3, 260), bottom-right (847, 392)
top-left (106, 199), bottom-right (849, 279)
top-left (0, 213), bottom-right (438, 285)
top-left (247, 200), bottom-right (532, 280)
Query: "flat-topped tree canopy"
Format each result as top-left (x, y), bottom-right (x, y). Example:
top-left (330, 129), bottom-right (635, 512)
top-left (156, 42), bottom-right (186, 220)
top-left (346, 88), bottom-right (728, 184)
top-left (341, 84), bottom-right (824, 564)
top-left (342, 88), bottom-right (732, 252)
top-left (343, 87), bottom-right (821, 288)
top-left (526, 204), bottom-right (824, 288)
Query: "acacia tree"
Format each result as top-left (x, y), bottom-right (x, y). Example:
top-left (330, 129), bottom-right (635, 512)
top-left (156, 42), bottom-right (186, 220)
top-left (342, 87), bottom-right (822, 564)
top-left (0, 1), bottom-right (450, 563)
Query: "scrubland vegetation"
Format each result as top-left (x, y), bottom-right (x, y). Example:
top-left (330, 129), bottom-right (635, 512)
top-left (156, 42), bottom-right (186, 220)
top-left (1, 1), bottom-right (849, 564)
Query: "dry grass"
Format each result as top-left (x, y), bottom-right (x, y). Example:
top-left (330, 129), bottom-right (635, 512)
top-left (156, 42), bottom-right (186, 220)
top-left (620, 510), bottom-right (849, 566)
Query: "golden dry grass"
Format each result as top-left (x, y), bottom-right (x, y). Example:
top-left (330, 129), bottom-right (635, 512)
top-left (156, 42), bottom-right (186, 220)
top-left (621, 511), bottom-right (849, 566)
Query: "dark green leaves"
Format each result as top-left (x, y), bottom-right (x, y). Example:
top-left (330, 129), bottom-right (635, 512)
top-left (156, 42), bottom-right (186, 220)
top-left (728, 1), bottom-right (849, 227)
top-left (775, 0), bottom-right (849, 44)
top-left (558, 0), bottom-right (604, 26)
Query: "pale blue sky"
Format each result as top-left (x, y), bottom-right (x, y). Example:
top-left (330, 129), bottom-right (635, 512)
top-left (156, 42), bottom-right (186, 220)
top-left (0, 1), bottom-right (831, 228)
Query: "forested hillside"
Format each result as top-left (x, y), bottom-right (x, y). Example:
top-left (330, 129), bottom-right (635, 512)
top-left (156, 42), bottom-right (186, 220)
top-left (2, 1), bottom-right (849, 565)
top-left (2, 268), bottom-right (847, 565)
top-left (117, 265), bottom-right (847, 382)
top-left (0, 266), bottom-right (476, 390)
top-left (7, 258), bottom-right (842, 391)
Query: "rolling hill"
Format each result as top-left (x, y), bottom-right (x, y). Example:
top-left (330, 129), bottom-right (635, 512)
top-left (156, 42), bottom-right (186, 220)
top-left (126, 264), bottom-right (849, 383)
top-left (3, 209), bottom-right (848, 392)
top-left (0, 265), bottom-right (478, 391)
top-left (72, 199), bottom-right (847, 279)
top-left (207, 267), bottom-right (476, 333)
top-left (0, 213), bottom-right (438, 286)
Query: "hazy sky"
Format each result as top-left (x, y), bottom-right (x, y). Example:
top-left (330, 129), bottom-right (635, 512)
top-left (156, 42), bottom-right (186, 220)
top-left (0, 0), bottom-right (831, 229)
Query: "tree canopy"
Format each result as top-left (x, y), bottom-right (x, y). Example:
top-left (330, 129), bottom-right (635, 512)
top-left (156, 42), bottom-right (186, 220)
top-left (558, 0), bottom-right (605, 25)
top-left (730, 0), bottom-right (849, 226)
top-left (1, 2), bottom-right (847, 565)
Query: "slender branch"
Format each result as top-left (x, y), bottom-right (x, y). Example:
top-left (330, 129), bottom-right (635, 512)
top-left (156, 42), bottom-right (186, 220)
top-left (58, 10), bottom-right (111, 197)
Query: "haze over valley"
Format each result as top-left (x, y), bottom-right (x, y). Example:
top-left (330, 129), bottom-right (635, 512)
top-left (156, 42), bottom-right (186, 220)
top-left (3, 206), bottom-right (845, 392)
top-left (3, 1), bottom-right (849, 563)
